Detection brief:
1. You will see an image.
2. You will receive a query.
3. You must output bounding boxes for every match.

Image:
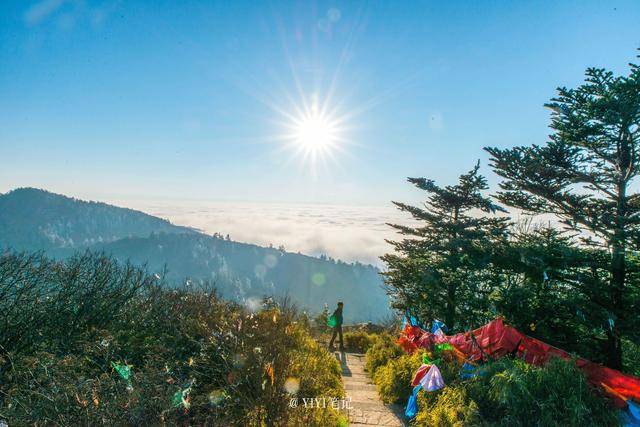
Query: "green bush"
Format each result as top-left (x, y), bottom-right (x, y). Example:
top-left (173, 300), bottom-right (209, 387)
top-left (0, 252), bottom-right (345, 426)
top-left (364, 334), bottom-right (403, 376)
top-left (343, 331), bottom-right (379, 353)
top-left (415, 386), bottom-right (481, 427)
top-left (411, 358), bottom-right (619, 427)
top-left (285, 327), bottom-right (346, 426)
top-left (488, 358), bottom-right (618, 426)
top-left (372, 352), bottom-right (422, 404)
top-left (366, 335), bottom-right (618, 426)
top-left (313, 306), bottom-right (330, 334)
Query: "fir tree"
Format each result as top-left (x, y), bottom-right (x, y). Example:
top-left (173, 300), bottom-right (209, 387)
top-left (492, 224), bottom-right (603, 358)
top-left (382, 163), bottom-right (507, 330)
top-left (485, 57), bottom-right (640, 369)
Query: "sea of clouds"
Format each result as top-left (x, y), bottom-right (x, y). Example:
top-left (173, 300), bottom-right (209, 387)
top-left (109, 199), bottom-right (417, 267)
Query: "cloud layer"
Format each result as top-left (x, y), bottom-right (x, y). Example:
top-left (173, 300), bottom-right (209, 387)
top-left (109, 199), bottom-right (416, 267)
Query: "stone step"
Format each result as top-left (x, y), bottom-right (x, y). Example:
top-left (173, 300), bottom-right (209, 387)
top-left (345, 364), bottom-right (366, 370)
top-left (348, 412), bottom-right (404, 426)
top-left (347, 395), bottom-right (381, 403)
top-left (344, 377), bottom-right (374, 385)
top-left (346, 390), bottom-right (381, 403)
top-left (345, 383), bottom-right (377, 391)
top-left (349, 401), bottom-right (396, 412)
top-left (342, 371), bottom-right (369, 378)
top-left (347, 363), bottom-right (364, 369)
top-left (342, 370), bottom-right (366, 377)
top-left (342, 370), bottom-right (367, 378)
top-left (337, 352), bottom-right (408, 427)
top-left (349, 396), bottom-right (382, 405)
top-left (349, 421), bottom-right (405, 427)
top-left (349, 425), bottom-right (403, 427)
top-left (343, 373), bottom-right (369, 380)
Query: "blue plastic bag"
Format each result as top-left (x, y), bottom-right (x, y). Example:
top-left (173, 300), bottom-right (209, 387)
top-left (403, 309), bottom-right (424, 329)
top-left (431, 319), bottom-right (448, 334)
top-left (410, 315), bottom-right (419, 327)
top-left (460, 362), bottom-right (478, 380)
top-left (460, 362), bottom-right (487, 380)
top-left (630, 401), bottom-right (640, 419)
top-left (405, 385), bottom-right (422, 419)
top-left (627, 401), bottom-right (640, 426)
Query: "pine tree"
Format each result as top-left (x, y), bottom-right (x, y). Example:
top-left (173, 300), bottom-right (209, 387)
top-left (485, 57), bottom-right (640, 369)
top-left (491, 224), bottom-right (605, 358)
top-left (382, 163), bottom-right (507, 330)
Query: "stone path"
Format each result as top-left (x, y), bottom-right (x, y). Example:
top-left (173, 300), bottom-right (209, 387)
top-left (334, 352), bottom-right (408, 426)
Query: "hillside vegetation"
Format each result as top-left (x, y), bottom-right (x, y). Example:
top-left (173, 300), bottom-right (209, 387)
top-left (0, 252), bottom-right (346, 426)
top-left (365, 334), bottom-right (619, 426)
top-left (0, 188), bottom-right (390, 322)
top-left (0, 188), bottom-right (194, 252)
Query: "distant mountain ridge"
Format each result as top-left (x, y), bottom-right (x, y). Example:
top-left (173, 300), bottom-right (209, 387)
top-left (0, 188), bottom-right (391, 322)
top-left (0, 188), bottom-right (195, 252)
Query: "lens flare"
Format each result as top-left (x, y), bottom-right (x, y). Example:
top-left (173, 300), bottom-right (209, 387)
top-left (275, 94), bottom-right (350, 179)
top-left (293, 112), bottom-right (338, 152)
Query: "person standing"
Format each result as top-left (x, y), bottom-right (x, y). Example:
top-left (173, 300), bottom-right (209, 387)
top-left (328, 301), bottom-right (344, 351)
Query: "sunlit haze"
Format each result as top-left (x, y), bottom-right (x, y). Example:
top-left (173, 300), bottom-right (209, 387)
top-left (2, 0), bottom-right (640, 263)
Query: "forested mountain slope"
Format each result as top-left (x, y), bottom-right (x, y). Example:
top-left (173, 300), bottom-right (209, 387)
top-left (0, 188), bottom-right (194, 252)
top-left (0, 188), bottom-right (390, 322)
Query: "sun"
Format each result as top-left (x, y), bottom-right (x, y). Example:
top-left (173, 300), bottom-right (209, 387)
top-left (293, 112), bottom-right (338, 152)
top-left (272, 92), bottom-right (350, 178)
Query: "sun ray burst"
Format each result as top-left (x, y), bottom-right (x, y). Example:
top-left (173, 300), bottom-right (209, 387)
top-left (273, 92), bottom-right (351, 179)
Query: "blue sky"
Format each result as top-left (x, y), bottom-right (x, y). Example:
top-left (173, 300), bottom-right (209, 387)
top-left (2, 0), bottom-right (640, 206)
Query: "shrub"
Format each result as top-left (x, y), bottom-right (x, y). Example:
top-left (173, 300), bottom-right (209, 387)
top-left (364, 334), bottom-right (403, 376)
top-left (488, 358), bottom-right (618, 426)
top-left (343, 331), bottom-right (379, 353)
top-left (285, 325), bottom-right (346, 426)
top-left (411, 357), bottom-right (619, 427)
top-left (0, 252), bottom-right (345, 426)
top-left (372, 352), bottom-right (422, 404)
top-left (0, 251), bottom-right (153, 358)
top-left (415, 386), bottom-right (481, 427)
top-left (313, 305), bottom-right (330, 334)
